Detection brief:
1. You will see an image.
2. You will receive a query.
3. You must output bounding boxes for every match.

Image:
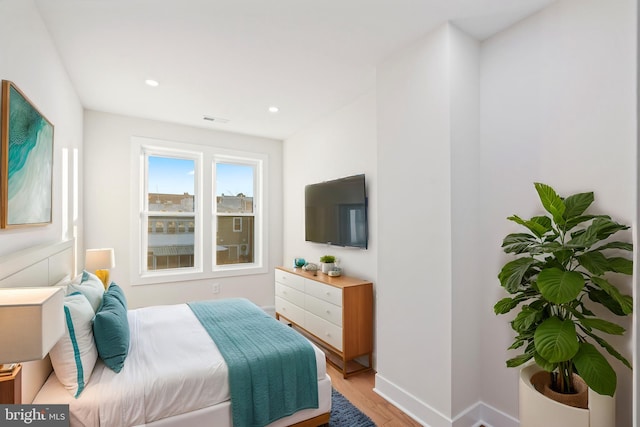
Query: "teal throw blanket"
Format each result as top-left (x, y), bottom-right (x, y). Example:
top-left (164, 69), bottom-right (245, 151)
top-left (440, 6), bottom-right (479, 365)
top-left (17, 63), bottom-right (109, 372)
top-left (188, 298), bottom-right (318, 427)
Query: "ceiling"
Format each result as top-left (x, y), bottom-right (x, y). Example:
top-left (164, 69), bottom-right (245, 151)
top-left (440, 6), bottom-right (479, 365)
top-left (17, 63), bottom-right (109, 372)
top-left (34, 0), bottom-right (555, 141)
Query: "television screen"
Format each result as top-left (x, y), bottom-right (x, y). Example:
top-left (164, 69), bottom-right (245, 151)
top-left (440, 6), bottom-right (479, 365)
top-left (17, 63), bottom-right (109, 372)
top-left (305, 174), bottom-right (367, 249)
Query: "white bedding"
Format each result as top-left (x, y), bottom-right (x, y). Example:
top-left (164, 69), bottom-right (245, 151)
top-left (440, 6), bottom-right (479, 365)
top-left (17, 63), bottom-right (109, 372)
top-left (33, 303), bottom-right (328, 427)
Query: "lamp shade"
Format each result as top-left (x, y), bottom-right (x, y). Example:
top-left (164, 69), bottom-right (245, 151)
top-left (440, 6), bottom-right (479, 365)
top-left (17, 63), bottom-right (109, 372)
top-left (85, 248), bottom-right (115, 270)
top-left (0, 287), bottom-right (65, 364)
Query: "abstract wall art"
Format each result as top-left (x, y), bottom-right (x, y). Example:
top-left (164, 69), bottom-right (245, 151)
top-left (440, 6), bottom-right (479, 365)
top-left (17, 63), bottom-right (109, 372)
top-left (1, 80), bottom-right (54, 228)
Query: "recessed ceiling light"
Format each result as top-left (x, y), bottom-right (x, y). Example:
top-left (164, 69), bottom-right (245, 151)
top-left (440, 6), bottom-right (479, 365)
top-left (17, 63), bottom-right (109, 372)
top-left (268, 106), bottom-right (279, 113)
top-left (145, 79), bottom-right (159, 87)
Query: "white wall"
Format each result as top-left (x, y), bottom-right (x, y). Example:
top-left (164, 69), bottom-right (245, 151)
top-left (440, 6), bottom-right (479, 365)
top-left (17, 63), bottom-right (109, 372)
top-left (449, 26), bottom-right (482, 421)
top-left (83, 111), bottom-right (283, 309)
top-left (479, 1), bottom-right (637, 426)
top-left (0, 0), bottom-right (83, 262)
top-left (282, 25), bottom-right (482, 426)
top-left (376, 24), bottom-right (456, 425)
top-left (282, 89), bottom-right (377, 283)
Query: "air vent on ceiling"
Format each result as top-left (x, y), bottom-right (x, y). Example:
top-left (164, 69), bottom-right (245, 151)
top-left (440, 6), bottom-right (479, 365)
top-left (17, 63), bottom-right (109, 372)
top-left (203, 115), bottom-right (230, 124)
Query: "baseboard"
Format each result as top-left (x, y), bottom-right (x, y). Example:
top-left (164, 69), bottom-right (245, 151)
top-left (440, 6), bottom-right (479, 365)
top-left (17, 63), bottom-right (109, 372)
top-left (374, 373), bottom-right (452, 427)
top-left (474, 402), bottom-right (519, 427)
top-left (450, 399), bottom-right (518, 427)
top-left (374, 373), bottom-right (519, 427)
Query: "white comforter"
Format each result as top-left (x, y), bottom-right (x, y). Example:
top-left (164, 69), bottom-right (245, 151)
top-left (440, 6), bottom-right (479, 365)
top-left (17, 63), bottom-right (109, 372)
top-left (34, 303), bottom-right (327, 427)
top-left (36, 304), bottom-right (231, 426)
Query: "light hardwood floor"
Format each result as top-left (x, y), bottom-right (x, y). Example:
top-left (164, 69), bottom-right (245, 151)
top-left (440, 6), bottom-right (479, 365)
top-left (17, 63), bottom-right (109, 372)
top-left (326, 364), bottom-right (423, 427)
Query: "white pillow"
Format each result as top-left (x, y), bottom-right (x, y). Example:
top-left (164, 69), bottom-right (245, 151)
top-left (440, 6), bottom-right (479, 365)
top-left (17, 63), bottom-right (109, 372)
top-left (49, 293), bottom-right (98, 398)
top-left (67, 270), bottom-right (104, 312)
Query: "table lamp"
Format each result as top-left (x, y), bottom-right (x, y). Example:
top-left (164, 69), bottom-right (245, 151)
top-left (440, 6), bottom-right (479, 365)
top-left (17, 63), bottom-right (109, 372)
top-left (85, 248), bottom-right (115, 288)
top-left (0, 287), bottom-right (65, 404)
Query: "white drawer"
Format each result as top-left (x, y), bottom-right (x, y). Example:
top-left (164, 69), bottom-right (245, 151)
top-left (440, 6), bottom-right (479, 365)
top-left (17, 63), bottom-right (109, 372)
top-left (275, 282), bottom-right (305, 307)
top-left (275, 296), bottom-right (305, 327)
top-left (305, 294), bottom-right (342, 327)
top-left (275, 270), bottom-right (305, 290)
top-left (305, 279), bottom-right (342, 307)
top-left (305, 311), bottom-right (343, 351)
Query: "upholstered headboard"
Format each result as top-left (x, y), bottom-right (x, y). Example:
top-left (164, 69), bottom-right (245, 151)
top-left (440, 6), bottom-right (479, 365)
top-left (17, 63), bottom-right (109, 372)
top-left (0, 239), bottom-right (75, 403)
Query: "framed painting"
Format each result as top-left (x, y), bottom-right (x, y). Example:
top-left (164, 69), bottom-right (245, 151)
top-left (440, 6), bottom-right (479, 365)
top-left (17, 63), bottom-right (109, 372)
top-left (0, 80), bottom-right (54, 228)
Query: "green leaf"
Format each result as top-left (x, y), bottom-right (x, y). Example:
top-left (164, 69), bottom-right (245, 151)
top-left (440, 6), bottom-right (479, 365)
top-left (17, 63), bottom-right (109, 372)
top-left (573, 343), bottom-right (616, 396)
top-left (553, 249), bottom-right (573, 266)
top-left (512, 306), bottom-right (543, 333)
top-left (534, 183), bottom-right (566, 226)
top-left (587, 288), bottom-right (627, 316)
top-left (498, 258), bottom-right (536, 293)
top-left (537, 268), bottom-right (584, 304)
top-left (576, 253), bottom-right (632, 276)
top-left (533, 352), bottom-right (556, 372)
top-left (508, 339), bottom-right (525, 350)
top-left (579, 318), bottom-right (625, 335)
top-left (568, 218), bottom-right (630, 249)
top-left (530, 216), bottom-right (553, 235)
top-left (502, 233), bottom-right (538, 254)
top-left (563, 191), bottom-right (594, 220)
top-left (593, 218), bottom-right (630, 240)
top-left (608, 257), bottom-right (633, 275)
top-left (581, 328), bottom-right (632, 369)
top-left (577, 251), bottom-right (610, 275)
top-left (507, 215), bottom-right (551, 239)
top-left (506, 353), bottom-right (534, 368)
top-left (494, 297), bottom-right (520, 314)
top-left (534, 317), bottom-right (579, 363)
top-left (564, 214), bottom-right (607, 231)
top-left (591, 277), bottom-right (633, 315)
top-left (567, 228), bottom-right (597, 249)
top-left (594, 241), bottom-right (633, 252)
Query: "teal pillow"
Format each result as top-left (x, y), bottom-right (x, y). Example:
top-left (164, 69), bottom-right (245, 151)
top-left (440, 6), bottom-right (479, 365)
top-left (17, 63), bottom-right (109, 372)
top-left (93, 290), bottom-right (130, 372)
top-left (106, 282), bottom-right (127, 309)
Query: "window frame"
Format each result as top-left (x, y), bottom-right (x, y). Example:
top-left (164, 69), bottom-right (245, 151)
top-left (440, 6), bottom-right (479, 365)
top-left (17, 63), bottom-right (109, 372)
top-left (140, 146), bottom-right (202, 279)
top-left (130, 137), bottom-right (268, 286)
top-left (212, 155), bottom-right (263, 273)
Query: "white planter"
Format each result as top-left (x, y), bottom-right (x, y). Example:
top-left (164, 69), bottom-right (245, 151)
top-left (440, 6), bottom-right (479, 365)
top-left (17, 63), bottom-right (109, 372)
top-left (320, 262), bottom-right (334, 274)
top-left (519, 364), bottom-right (615, 427)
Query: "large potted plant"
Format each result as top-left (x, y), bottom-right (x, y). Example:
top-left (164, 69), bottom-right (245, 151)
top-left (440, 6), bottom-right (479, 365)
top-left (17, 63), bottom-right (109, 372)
top-left (495, 183), bottom-right (633, 426)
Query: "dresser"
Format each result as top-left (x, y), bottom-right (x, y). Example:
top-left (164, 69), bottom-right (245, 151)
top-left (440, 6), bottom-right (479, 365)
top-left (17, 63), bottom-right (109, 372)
top-left (275, 266), bottom-right (373, 378)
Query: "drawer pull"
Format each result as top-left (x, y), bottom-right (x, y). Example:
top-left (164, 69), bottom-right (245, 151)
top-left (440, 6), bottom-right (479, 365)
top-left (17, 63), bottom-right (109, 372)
top-left (326, 291), bottom-right (331, 296)
top-left (326, 310), bottom-right (331, 314)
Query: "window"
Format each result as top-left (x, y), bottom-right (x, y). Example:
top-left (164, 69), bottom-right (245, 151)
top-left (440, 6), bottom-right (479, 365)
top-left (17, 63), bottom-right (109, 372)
top-left (214, 162), bottom-right (256, 266)
top-left (143, 153), bottom-right (199, 274)
top-left (132, 137), bottom-right (267, 285)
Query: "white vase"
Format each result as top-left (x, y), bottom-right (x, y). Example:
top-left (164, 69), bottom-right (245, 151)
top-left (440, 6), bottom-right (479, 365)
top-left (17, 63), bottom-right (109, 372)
top-left (519, 364), bottom-right (615, 427)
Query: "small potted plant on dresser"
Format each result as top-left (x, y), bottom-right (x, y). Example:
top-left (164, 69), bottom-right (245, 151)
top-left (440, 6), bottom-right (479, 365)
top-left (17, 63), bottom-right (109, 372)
top-left (495, 183), bottom-right (633, 427)
top-left (319, 255), bottom-right (336, 274)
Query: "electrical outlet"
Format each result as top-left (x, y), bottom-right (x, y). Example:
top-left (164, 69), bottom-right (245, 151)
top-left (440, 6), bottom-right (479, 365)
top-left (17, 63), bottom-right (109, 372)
top-left (212, 283), bottom-right (220, 294)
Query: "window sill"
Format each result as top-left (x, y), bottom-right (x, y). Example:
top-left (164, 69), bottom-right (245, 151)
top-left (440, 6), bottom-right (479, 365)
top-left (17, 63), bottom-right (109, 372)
top-left (131, 264), bottom-right (268, 286)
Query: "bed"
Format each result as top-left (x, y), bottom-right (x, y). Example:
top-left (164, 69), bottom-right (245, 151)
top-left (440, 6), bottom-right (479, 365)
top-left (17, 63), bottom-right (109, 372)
top-left (0, 240), bottom-right (332, 427)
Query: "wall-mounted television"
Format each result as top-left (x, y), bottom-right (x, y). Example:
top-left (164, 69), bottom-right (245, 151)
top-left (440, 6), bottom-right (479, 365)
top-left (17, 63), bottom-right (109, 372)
top-left (305, 174), bottom-right (368, 249)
